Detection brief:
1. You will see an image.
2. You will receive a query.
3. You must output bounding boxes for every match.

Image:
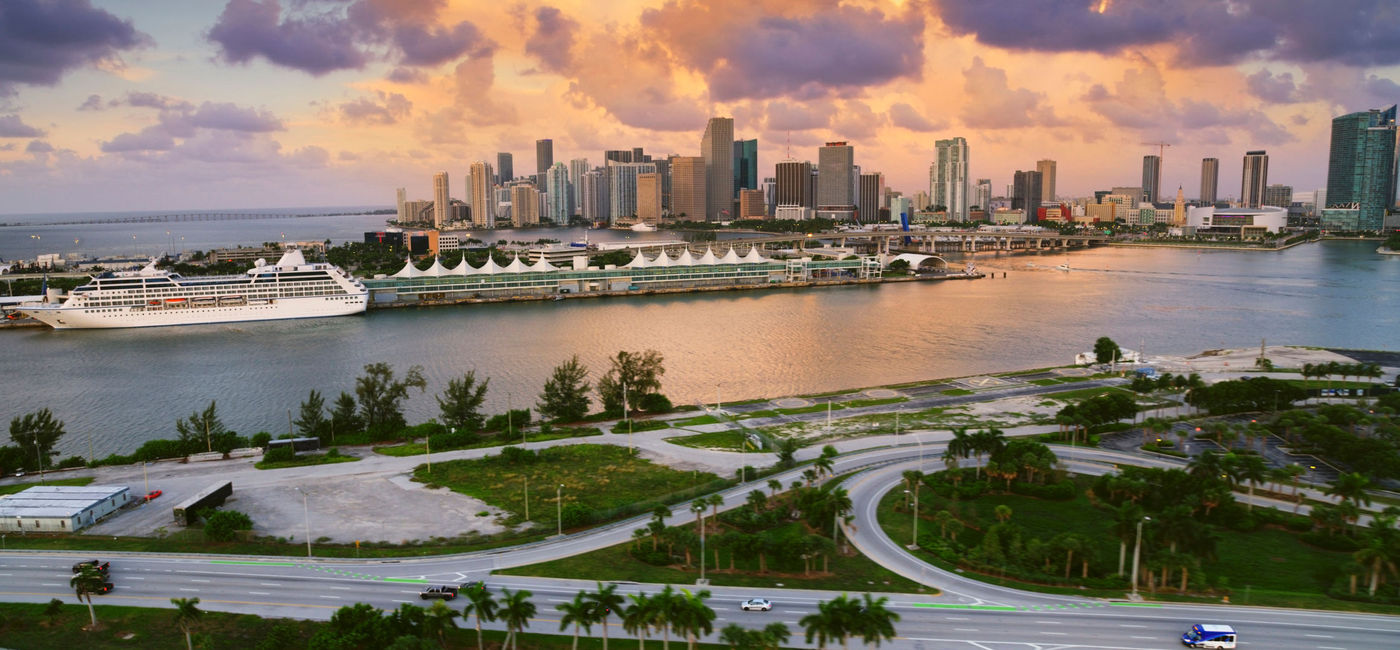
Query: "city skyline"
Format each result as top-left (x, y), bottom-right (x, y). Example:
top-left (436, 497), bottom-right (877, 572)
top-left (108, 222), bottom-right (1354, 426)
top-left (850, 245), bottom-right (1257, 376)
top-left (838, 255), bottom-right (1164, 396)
top-left (0, 1), bottom-right (1398, 213)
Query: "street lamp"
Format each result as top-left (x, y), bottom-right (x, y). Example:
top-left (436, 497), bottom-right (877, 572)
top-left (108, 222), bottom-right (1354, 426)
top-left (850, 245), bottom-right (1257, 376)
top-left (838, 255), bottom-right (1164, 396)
top-left (906, 483), bottom-right (921, 549)
top-left (556, 484), bottom-right (565, 537)
top-left (912, 432), bottom-right (925, 472)
top-left (297, 487), bottom-right (312, 558)
top-left (699, 508), bottom-right (707, 582)
top-left (1130, 516), bottom-right (1151, 597)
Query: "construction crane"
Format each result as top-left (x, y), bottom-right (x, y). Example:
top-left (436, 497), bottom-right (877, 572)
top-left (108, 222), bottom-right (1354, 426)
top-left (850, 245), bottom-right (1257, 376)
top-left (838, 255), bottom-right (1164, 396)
top-left (1141, 141), bottom-right (1172, 160)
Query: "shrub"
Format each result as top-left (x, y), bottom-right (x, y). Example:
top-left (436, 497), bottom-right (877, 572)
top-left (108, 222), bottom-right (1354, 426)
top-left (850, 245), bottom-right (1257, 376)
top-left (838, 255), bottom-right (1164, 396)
top-left (55, 456), bottom-right (86, 470)
top-left (484, 409), bottom-right (532, 433)
top-left (204, 509), bottom-right (254, 542)
top-left (559, 503), bottom-right (595, 529)
top-left (629, 547), bottom-right (672, 566)
top-left (638, 393), bottom-right (673, 413)
top-left (1299, 531), bottom-right (1362, 552)
top-left (262, 445), bottom-right (295, 464)
top-left (133, 438), bottom-right (186, 462)
top-left (250, 432), bottom-right (273, 449)
top-left (498, 445), bottom-right (537, 465)
top-left (1009, 480), bottom-right (1077, 500)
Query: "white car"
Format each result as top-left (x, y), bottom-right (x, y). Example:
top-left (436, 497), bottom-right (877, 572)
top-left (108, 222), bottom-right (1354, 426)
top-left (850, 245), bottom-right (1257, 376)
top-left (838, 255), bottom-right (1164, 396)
top-left (741, 598), bottom-right (773, 611)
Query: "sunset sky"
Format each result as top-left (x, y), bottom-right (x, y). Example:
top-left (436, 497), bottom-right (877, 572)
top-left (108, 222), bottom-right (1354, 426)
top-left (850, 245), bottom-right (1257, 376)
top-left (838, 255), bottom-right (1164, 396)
top-left (1, 0), bottom-right (1397, 213)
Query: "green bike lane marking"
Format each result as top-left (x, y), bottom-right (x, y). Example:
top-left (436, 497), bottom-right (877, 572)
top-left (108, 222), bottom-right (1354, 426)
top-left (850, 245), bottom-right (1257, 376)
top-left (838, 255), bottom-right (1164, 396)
top-left (912, 604), bottom-right (1018, 611)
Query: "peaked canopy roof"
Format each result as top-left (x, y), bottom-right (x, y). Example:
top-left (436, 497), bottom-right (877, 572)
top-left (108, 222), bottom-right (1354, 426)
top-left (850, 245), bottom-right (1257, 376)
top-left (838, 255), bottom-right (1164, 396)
top-left (390, 245), bottom-right (771, 279)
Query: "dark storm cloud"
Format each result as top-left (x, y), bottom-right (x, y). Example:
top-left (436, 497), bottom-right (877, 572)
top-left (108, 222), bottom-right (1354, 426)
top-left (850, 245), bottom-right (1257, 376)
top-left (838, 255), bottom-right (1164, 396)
top-left (934, 0), bottom-right (1400, 67)
top-left (641, 1), bottom-right (924, 101)
top-left (525, 6), bottom-right (578, 73)
top-left (392, 20), bottom-right (492, 66)
top-left (0, 114), bottom-right (44, 137)
top-left (0, 0), bottom-right (148, 94)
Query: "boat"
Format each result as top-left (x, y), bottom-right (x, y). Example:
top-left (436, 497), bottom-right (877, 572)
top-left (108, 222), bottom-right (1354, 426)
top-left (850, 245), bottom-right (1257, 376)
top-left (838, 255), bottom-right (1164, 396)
top-left (629, 222), bottom-right (657, 232)
top-left (19, 249), bottom-right (367, 330)
top-left (1056, 263), bottom-right (1070, 271)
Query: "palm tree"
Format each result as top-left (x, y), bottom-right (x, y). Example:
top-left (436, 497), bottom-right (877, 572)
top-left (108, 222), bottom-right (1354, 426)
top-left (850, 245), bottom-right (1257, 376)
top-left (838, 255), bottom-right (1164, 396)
top-left (424, 599), bottom-right (458, 648)
top-left (462, 584), bottom-right (499, 650)
top-left (946, 427), bottom-right (972, 470)
top-left (1327, 472), bottom-right (1374, 508)
top-left (498, 588), bottom-right (536, 650)
top-left (759, 622), bottom-right (791, 650)
top-left (814, 454), bottom-right (834, 479)
top-left (558, 592), bottom-right (594, 650)
top-left (171, 596), bottom-right (202, 650)
top-left (69, 565), bottom-right (105, 629)
top-left (855, 593), bottom-right (900, 648)
top-left (719, 623), bottom-right (753, 649)
top-left (673, 588), bottom-right (715, 650)
top-left (1111, 502), bottom-right (1144, 575)
top-left (585, 582), bottom-right (626, 650)
top-left (1353, 537), bottom-right (1398, 596)
top-left (653, 585), bottom-right (681, 650)
top-left (707, 493), bottom-right (724, 520)
top-left (747, 489), bottom-right (768, 513)
top-left (1236, 455), bottom-right (1268, 511)
top-left (800, 594), bottom-right (860, 650)
top-left (621, 592), bottom-right (658, 650)
top-left (1187, 449), bottom-right (1225, 481)
top-left (767, 479), bottom-right (782, 497)
top-left (994, 504), bottom-right (1012, 524)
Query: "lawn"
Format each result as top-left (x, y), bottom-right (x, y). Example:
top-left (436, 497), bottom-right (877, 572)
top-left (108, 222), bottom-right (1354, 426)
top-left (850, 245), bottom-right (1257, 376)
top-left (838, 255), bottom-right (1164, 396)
top-left (940, 389), bottom-right (974, 396)
top-left (415, 444), bottom-right (724, 527)
top-left (666, 430), bottom-right (750, 451)
top-left (844, 397), bottom-right (909, 408)
top-left (254, 452), bottom-right (358, 470)
top-left (1042, 386), bottom-right (1134, 402)
top-left (672, 414), bottom-right (720, 427)
top-left (776, 403), bottom-right (846, 415)
top-left (373, 427), bottom-right (602, 456)
top-left (0, 476), bottom-right (94, 495)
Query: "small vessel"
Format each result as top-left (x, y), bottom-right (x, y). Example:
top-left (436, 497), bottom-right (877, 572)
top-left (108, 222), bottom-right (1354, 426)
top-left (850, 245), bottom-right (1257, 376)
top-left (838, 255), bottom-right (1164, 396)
top-left (630, 222), bottom-right (657, 232)
top-left (1055, 263), bottom-right (1070, 271)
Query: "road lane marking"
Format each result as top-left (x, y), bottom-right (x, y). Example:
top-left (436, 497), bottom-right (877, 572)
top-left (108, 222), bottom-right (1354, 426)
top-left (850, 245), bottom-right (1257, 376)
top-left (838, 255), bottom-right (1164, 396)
top-left (945, 617), bottom-right (970, 621)
top-left (249, 592), bottom-right (271, 596)
top-left (1040, 632), bottom-right (1067, 636)
top-left (393, 600), bottom-right (412, 603)
top-left (179, 588), bottom-right (199, 592)
top-left (319, 595), bottom-right (341, 600)
top-left (1119, 624), bottom-right (1147, 628)
top-left (41, 583), bottom-right (59, 587)
top-left (259, 583), bottom-right (282, 587)
top-left (1035, 620), bottom-right (1062, 624)
top-left (953, 628), bottom-right (978, 632)
top-left (1305, 634), bottom-right (1333, 638)
top-left (126, 577), bottom-right (144, 580)
top-left (190, 579), bottom-right (210, 583)
top-left (330, 587), bottom-right (352, 591)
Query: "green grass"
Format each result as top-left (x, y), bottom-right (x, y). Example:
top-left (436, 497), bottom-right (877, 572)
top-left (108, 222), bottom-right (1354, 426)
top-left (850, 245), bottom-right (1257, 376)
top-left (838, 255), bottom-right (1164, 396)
top-left (1042, 386), bottom-right (1133, 402)
top-left (666, 430), bottom-right (750, 451)
top-left (672, 414), bottom-right (720, 427)
top-left (940, 389), bottom-right (974, 396)
top-left (738, 409), bottom-right (779, 418)
top-left (254, 453), bottom-right (359, 470)
top-left (0, 476), bottom-right (94, 495)
top-left (1029, 379), bottom-right (1059, 386)
top-left (776, 403), bottom-right (846, 415)
top-left (611, 419), bottom-right (669, 433)
top-left (844, 397), bottom-right (909, 408)
top-left (415, 444), bottom-right (722, 526)
top-left (373, 427), bottom-right (602, 456)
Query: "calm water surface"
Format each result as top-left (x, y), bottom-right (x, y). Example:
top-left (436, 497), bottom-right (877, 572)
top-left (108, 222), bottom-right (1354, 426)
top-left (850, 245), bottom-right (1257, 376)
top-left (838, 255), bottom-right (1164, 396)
top-left (3, 240), bottom-right (1396, 457)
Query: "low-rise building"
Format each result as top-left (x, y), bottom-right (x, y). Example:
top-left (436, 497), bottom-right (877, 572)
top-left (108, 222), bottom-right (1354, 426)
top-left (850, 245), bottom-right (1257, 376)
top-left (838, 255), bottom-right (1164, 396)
top-left (0, 484), bottom-right (133, 533)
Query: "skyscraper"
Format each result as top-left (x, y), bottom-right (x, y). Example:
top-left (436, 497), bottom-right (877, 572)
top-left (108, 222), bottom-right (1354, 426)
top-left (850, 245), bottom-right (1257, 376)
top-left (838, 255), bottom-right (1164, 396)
top-left (545, 162), bottom-right (572, 224)
top-left (650, 157), bottom-right (671, 212)
top-left (1323, 105), bottom-right (1398, 231)
top-left (432, 171), bottom-right (449, 228)
top-left (510, 184), bottom-right (539, 227)
top-left (536, 139), bottom-right (553, 177)
top-left (701, 117), bottom-right (734, 220)
top-left (395, 187), bottom-right (407, 222)
top-left (817, 142), bottom-right (855, 215)
top-left (1200, 158), bottom-right (1219, 204)
top-left (1012, 170), bottom-right (1043, 222)
top-left (932, 138), bottom-right (969, 220)
top-left (669, 156), bottom-right (706, 221)
top-left (603, 149), bottom-right (632, 164)
top-left (1141, 155), bottom-right (1162, 203)
top-left (581, 170), bottom-right (609, 224)
top-left (1241, 150), bottom-right (1269, 208)
top-left (497, 152), bottom-right (513, 184)
top-left (607, 162), bottom-right (656, 221)
top-left (569, 158), bottom-right (590, 217)
top-left (469, 161), bottom-right (495, 228)
top-left (1262, 184), bottom-right (1293, 209)
top-left (974, 179), bottom-right (992, 214)
top-left (1036, 159), bottom-right (1056, 203)
top-left (733, 139), bottom-right (758, 195)
top-left (857, 172), bottom-right (884, 224)
top-left (775, 160), bottom-right (814, 208)
top-left (636, 173), bottom-right (662, 224)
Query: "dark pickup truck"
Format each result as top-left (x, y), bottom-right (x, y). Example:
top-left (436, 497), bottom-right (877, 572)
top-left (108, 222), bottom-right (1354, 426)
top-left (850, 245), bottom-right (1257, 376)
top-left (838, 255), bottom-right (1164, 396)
top-left (72, 560), bottom-right (110, 574)
top-left (419, 585), bottom-right (459, 600)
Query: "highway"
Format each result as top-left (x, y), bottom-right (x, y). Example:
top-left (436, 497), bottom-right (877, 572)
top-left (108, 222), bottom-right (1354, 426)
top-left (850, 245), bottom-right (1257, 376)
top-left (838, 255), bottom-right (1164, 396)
top-left (5, 442), bottom-right (1399, 648)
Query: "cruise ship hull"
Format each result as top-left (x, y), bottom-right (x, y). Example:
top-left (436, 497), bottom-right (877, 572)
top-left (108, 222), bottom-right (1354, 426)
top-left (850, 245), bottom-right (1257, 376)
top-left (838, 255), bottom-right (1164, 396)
top-left (22, 294), bottom-right (367, 330)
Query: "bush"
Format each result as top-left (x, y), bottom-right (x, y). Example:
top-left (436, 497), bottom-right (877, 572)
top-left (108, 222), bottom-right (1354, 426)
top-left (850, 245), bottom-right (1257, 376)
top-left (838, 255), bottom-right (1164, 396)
top-left (559, 503), bottom-right (595, 529)
top-left (611, 418), bottom-right (670, 434)
top-left (629, 546), bottom-right (673, 566)
top-left (1253, 508), bottom-right (1312, 531)
top-left (1008, 480), bottom-right (1077, 501)
top-left (262, 445), bottom-right (295, 464)
top-left (250, 432), bottom-right (273, 449)
top-left (133, 438), bottom-right (186, 462)
top-left (1299, 531), bottom-right (1362, 552)
top-left (498, 445), bottom-right (538, 465)
top-left (204, 509), bottom-right (254, 542)
top-left (55, 456), bottom-right (86, 470)
top-left (484, 409), bottom-right (532, 433)
top-left (638, 393), bottom-right (673, 413)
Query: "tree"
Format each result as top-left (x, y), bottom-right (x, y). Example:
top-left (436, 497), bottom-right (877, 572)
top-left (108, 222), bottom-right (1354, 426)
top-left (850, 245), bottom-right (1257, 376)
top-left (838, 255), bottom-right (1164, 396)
top-left (800, 594), bottom-right (860, 649)
top-left (437, 370), bottom-right (490, 432)
top-left (498, 588), bottom-right (536, 650)
top-left (1328, 472), bottom-right (1374, 508)
top-left (331, 390), bottom-right (362, 436)
top-left (621, 592), bottom-right (660, 650)
top-left (171, 596), bottom-right (203, 650)
top-left (424, 599), bottom-right (457, 648)
top-left (855, 593), bottom-right (900, 648)
top-left (720, 623), bottom-right (755, 649)
top-left (70, 564), bottom-right (105, 629)
top-left (558, 592), bottom-right (593, 650)
top-left (596, 349), bottom-right (666, 414)
top-left (8, 408), bottom-right (66, 471)
top-left (1236, 455), bottom-right (1268, 511)
top-left (538, 355), bottom-right (592, 423)
top-left (1094, 336), bottom-right (1122, 364)
top-left (203, 509), bottom-right (253, 542)
top-left (584, 582), bottom-right (626, 650)
top-left (175, 401), bottom-right (226, 455)
top-left (462, 584), bottom-right (498, 650)
top-left (759, 622), bottom-right (791, 650)
top-left (295, 389), bottom-right (328, 439)
top-left (672, 588), bottom-right (715, 650)
top-left (776, 438), bottom-right (800, 468)
top-left (355, 362), bottom-right (427, 435)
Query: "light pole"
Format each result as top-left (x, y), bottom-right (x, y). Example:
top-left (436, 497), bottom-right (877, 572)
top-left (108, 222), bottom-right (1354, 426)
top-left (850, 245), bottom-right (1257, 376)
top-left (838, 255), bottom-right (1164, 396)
top-left (297, 488), bottom-right (312, 558)
top-left (907, 482), bottom-right (921, 548)
top-left (1130, 516), bottom-right (1151, 597)
top-left (913, 432), bottom-right (924, 472)
top-left (556, 484), bottom-right (564, 537)
top-left (523, 476), bottom-right (529, 521)
top-left (142, 461), bottom-right (149, 496)
top-left (699, 509), bottom-right (707, 582)
top-left (425, 432), bottom-right (432, 472)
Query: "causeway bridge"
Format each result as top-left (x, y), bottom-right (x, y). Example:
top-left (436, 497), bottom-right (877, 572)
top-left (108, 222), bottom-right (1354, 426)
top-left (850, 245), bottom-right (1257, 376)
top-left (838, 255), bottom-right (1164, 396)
top-left (0, 212), bottom-right (349, 228)
top-left (714, 229), bottom-right (1114, 254)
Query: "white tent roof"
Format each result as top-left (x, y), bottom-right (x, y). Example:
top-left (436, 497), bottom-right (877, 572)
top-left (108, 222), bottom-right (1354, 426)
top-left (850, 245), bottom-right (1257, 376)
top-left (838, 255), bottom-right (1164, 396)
top-left (478, 256), bottom-right (503, 275)
top-left (502, 255), bottom-right (528, 274)
top-left (651, 250), bottom-right (674, 267)
top-left (719, 248), bottom-right (741, 264)
top-left (448, 258), bottom-right (473, 275)
top-left (390, 258), bottom-right (423, 278)
top-left (423, 257), bottom-right (451, 277)
top-left (625, 250), bottom-right (650, 268)
top-left (740, 247), bottom-right (767, 264)
top-left (675, 248), bottom-right (695, 266)
top-left (697, 247), bottom-right (719, 265)
top-left (527, 257), bottom-right (558, 273)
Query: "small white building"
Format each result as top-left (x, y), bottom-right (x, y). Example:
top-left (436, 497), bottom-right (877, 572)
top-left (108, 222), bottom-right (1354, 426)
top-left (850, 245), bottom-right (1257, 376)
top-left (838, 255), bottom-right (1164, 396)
top-left (1186, 205), bottom-right (1287, 236)
top-left (0, 484), bottom-right (133, 533)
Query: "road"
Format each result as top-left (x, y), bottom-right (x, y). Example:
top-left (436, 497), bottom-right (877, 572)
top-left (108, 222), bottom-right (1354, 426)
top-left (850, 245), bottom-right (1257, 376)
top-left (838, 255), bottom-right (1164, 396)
top-left (5, 443), bottom-right (1399, 648)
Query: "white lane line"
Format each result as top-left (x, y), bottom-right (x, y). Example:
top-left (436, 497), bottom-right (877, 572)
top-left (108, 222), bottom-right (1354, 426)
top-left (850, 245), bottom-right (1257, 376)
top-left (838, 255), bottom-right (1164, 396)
top-left (190, 579), bottom-right (210, 583)
top-left (1119, 624), bottom-right (1147, 628)
top-left (179, 588), bottom-right (199, 592)
top-left (953, 628), bottom-right (978, 632)
top-left (945, 617), bottom-right (970, 621)
top-left (259, 582), bottom-right (282, 587)
top-left (41, 583), bottom-right (60, 587)
top-left (781, 610), bottom-right (805, 614)
top-left (330, 587), bottom-right (352, 591)
top-left (126, 577), bottom-right (144, 580)
top-left (1305, 635), bottom-right (1333, 639)
top-left (249, 592), bottom-right (271, 596)
top-left (393, 600), bottom-right (412, 604)
top-left (0, 573), bottom-right (12, 576)
top-left (1040, 632), bottom-right (1067, 636)
top-left (1035, 620), bottom-right (1063, 625)
top-left (547, 598), bottom-right (568, 602)
top-left (319, 595), bottom-right (341, 600)
top-left (1131, 637), bottom-right (1154, 640)
top-left (1318, 646), bottom-right (1346, 650)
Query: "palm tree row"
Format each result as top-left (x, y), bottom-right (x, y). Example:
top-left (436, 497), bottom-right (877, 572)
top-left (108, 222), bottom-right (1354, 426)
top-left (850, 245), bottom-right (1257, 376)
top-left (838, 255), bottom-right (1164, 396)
top-left (1302, 361), bottom-right (1385, 398)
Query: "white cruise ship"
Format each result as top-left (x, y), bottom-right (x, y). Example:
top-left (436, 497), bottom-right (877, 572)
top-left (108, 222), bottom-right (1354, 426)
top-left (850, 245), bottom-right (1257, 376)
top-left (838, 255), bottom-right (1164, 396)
top-left (21, 249), bottom-right (367, 330)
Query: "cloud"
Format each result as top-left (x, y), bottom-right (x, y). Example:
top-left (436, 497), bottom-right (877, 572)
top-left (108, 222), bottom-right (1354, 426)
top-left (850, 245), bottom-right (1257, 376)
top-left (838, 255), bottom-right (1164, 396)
top-left (337, 150), bottom-right (360, 161)
top-left (99, 99), bottom-right (285, 154)
top-left (561, 29), bottom-right (704, 131)
top-left (1084, 61), bottom-right (1295, 145)
top-left (525, 6), bottom-right (578, 74)
top-left (77, 94), bottom-right (104, 111)
top-left (286, 144), bottom-right (329, 167)
top-left (101, 125), bottom-right (176, 152)
top-left (391, 20), bottom-right (492, 67)
top-left (0, 113), bottom-right (45, 137)
top-left (888, 102), bottom-right (944, 131)
top-left (1363, 74), bottom-right (1400, 98)
top-left (1246, 70), bottom-right (1301, 103)
top-left (25, 139), bottom-right (52, 153)
top-left (959, 57), bottom-right (1057, 129)
top-left (338, 90), bottom-right (412, 125)
top-left (119, 91), bottom-right (193, 111)
top-left (386, 66), bottom-right (427, 84)
top-left (0, 0), bottom-right (148, 95)
top-left (641, 1), bottom-right (924, 101)
top-left (188, 102), bottom-right (284, 131)
top-left (831, 100), bottom-right (884, 141)
top-left (764, 101), bottom-right (835, 131)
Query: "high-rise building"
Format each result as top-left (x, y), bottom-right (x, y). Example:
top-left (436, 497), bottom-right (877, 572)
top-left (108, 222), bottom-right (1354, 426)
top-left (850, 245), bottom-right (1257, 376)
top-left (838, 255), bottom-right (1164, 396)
top-left (760, 178), bottom-right (776, 217)
top-left (395, 187), bottom-right (407, 222)
top-left (669, 156), bottom-right (706, 221)
top-left (738, 189), bottom-right (766, 219)
top-left (701, 117), bottom-right (735, 220)
top-left (632, 147), bottom-right (646, 162)
top-left (569, 158), bottom-right (590, 217)
top-left (857, 172), bottom-right (884, 224)
top-left (469, 161), bottom-right (495, 227)
top-left (545, 162), bottom-right (572, 224)
top-left (1012, 170), bottom-right (1043, 222)
top-left (1141, 155), bottom-right (1162, 203)
top-left (651, 157), bottom-right (671, 212)
top-left (932, 138), bottom-right (969, 220)
top-left (535, 139), bottom-right (553, 177)
top-left (581, 170), bottom-right (609, 224)
top-left (1262, 184), bottom-right (1293, 209)
top-left (607, 162), bottom-right (656, 221)
top-left (497, 152), bottom-right (513, 184)
top-left (1037, 159), bottom-right (1056, 202)
top-left (1200, 158), bottom-right (1219, 204)
top-left (604, 149), bottom-right (632, 164)
top-left (974, 179), bottom-right (992, 213)
top-left (817, 142), bottom-right (855, 213)
top-left (1241, 150), bottom-right (1269, 207)
top-left (432, 171), bottom-right (450, 228)
top-left (510, 184), bottom-right (539, 227)
top-left (775, 160), bottom-right (814, 208)
top-left (636, 173), bottom-right (662, 225)
top-left (733, 139), bottom-right (758, 195)
top-left (1323, 105), bottom-right (1398, 231)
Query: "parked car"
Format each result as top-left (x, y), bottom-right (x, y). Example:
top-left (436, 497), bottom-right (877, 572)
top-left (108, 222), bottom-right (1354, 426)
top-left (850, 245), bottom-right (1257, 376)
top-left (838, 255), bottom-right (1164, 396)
top-left (145, 490), bottom-right (163, 501)
top-left (419, 585), bottom-right (459, 600)
top-left (72, 560), bottom-right (110, 574)
top-left (741, 598), bottom-right (773, 611)
top-left (94, 582), bottom-right (114, 595)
